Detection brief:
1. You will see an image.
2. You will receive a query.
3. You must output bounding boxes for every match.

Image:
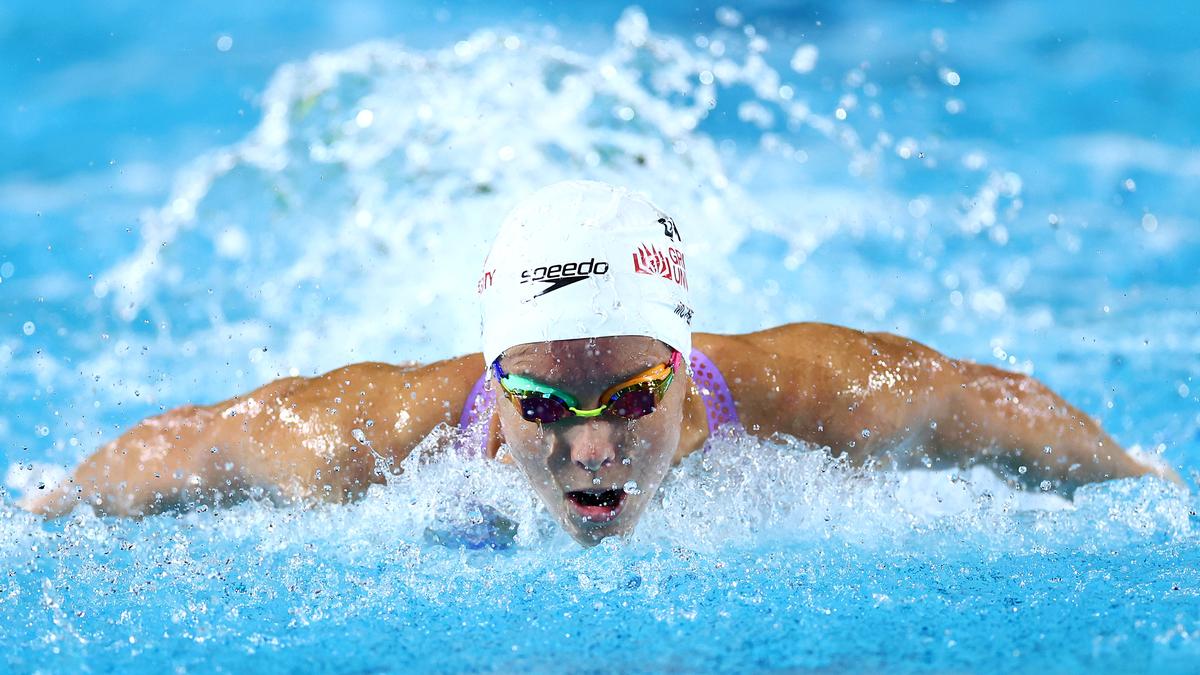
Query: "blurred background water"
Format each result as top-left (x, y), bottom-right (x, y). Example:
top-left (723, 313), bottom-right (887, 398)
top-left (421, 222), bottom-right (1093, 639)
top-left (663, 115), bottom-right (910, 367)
top-left (1, 0), bottom-right (1198, 672)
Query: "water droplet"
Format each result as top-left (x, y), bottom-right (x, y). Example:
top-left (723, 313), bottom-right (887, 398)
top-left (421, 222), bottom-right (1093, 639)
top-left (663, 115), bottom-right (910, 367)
top-left (861, 429), bottom-right (871, 439)
top-left (1039, 480), bottom-right (1052, 492)
top-left (715, 6), bottom-right (742, 27)
top-left (1043, 445), bottom-right (1053, 454)
top-left (22, 321), bottom-right (35, 336)
top-left (790, 44), bottom-right (819, 73)
top-left (1018, 465), bottom-right (1027, 474)
top-left (623, 480), bottom-right (641, 495)
top-left (351, 428), bottom-right (367, 444)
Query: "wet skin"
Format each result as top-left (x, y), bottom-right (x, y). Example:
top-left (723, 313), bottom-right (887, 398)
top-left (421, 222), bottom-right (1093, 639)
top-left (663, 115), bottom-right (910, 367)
top-left (495, 337), bottom-right (687, 544)
top-left (19, 323), bottom-right (1181, 545)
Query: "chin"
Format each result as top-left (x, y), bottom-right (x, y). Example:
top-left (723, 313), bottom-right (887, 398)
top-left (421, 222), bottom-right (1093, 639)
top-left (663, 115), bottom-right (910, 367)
top-left (567, 520), bottom-right (629, 545)
top-left (559, 492), bottom-right (647, 545)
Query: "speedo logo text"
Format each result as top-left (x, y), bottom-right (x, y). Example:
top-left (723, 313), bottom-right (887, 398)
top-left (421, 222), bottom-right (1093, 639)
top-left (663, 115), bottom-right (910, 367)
top-left (520, 258), bottom-right (610, 298)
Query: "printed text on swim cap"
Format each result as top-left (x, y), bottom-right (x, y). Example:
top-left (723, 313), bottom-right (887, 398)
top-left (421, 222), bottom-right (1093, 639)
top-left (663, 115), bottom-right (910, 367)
top-left (520, 258), bottom-right (610, 298)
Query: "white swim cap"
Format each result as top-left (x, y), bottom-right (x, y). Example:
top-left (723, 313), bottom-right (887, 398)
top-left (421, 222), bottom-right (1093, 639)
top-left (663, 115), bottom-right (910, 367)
top-left (479, 180), bottom-right (693, 364)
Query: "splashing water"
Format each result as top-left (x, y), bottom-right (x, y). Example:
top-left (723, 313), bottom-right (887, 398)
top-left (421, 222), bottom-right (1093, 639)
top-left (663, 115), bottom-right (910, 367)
top-left (2, 2), bottom-right (1200, 672)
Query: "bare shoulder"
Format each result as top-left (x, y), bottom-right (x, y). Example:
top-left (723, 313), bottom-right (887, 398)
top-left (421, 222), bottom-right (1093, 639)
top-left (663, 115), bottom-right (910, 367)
top-left (23, 354), bottom-right (488, 516)
top-left (212, 353), bottom-right (485, 499)
top-left (705, 322), bottom-right (962, 374)
top-left (265, 355), bottom-right (483, 406)
top-left (248, 354), bottom-right (486, 441)
top-left (693, 323), bottom-right (963, 453)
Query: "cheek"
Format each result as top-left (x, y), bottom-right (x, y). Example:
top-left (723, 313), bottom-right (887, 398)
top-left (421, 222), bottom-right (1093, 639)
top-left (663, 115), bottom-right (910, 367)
top-left (629, 413), bottom-right (682, 460)
top-left (498, 413), bottom-right (553, 467)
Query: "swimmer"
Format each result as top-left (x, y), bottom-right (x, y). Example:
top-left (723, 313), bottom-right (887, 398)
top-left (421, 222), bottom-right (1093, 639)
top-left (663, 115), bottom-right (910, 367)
top-left (19, 180), bottom-right (1182, 545)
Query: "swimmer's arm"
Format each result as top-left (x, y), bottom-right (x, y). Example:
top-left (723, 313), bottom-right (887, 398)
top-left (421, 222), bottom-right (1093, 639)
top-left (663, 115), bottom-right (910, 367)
top-left (19, 356), bottom-right (484, 518)
top-left (734, 324), bottom-right (1178, 496)
top-left (932, 361), bottom-right (1183, 496)
top-left (18, 401), bottom-right (246, 518)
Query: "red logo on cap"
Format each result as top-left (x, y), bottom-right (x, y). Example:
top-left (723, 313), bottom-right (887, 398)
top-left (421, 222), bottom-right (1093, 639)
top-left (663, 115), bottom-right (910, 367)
top-left (633, 244), bottom-right (687, 289)
top-left (477, 269), bottom-right (495, 294)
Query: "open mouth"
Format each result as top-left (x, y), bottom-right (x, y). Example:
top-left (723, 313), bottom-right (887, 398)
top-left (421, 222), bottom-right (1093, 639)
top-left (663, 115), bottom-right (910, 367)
top-left (564, 488), bottom-right (628, 524)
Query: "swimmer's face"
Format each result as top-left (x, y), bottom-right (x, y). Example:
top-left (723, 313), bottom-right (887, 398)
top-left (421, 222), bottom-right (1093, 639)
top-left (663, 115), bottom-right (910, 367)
top-left (496, 336), bottom-right (684, 546)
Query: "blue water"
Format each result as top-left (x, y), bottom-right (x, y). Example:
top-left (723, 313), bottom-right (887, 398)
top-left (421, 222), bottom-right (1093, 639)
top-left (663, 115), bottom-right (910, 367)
top-left (2, 1), bottom-right (1199, 672)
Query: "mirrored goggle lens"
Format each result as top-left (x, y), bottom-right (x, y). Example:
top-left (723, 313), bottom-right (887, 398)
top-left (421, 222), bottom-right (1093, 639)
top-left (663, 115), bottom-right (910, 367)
top-left (517, 395), bottom-right (570, 423)
top-left (605, 386), bottom-right (658, 420)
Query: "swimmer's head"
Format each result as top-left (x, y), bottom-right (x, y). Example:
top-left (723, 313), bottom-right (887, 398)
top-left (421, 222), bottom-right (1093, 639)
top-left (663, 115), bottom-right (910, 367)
top-left (479, 180), bottom-right (691, 363)
top-left (479, 181), bottom-right (694, 544)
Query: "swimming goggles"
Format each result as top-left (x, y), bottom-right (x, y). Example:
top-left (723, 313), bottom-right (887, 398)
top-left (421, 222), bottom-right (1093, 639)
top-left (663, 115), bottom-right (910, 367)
top-left (492, 351), bottom-right (682, 424)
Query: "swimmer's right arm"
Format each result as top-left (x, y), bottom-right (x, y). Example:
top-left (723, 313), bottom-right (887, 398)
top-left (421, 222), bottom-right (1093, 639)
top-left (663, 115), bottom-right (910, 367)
top-left (19, 355), bottom-right (484, 518)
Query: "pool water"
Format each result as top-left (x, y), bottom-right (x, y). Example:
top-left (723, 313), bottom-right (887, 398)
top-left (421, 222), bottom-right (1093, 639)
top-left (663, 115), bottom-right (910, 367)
top-left (2, 1), bottom-right (1199, 672)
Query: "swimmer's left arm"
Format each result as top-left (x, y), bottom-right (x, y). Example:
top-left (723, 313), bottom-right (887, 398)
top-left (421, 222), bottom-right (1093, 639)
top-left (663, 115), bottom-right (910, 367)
top-left (931, 360), bottom-right (1184, 496)
top-left (707, 324), bottom-right (1179, 497)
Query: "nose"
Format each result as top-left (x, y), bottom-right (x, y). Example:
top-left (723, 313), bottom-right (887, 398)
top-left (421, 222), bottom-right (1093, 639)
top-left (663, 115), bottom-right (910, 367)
top-left (568, 421), bottom-right (617, 472)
